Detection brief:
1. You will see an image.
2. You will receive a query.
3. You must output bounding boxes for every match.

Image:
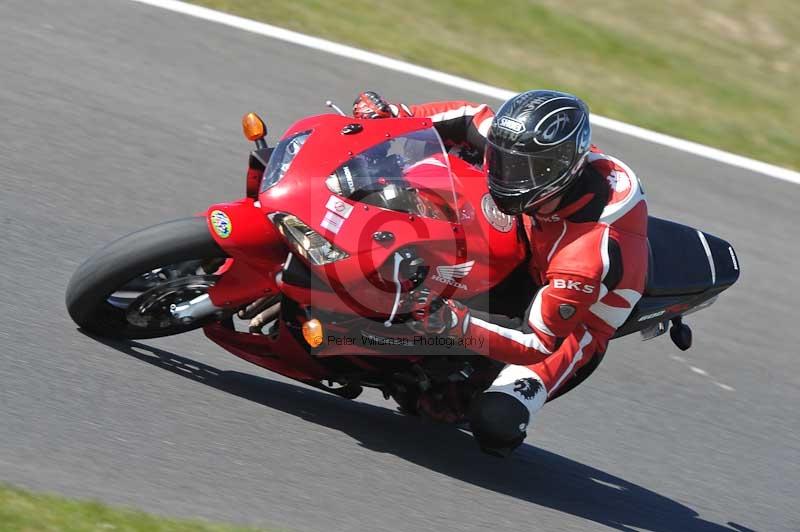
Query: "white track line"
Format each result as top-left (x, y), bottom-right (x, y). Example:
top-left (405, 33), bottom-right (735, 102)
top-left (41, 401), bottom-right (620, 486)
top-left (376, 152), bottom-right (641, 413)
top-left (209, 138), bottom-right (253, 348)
top-left (672, 356), bottom-right (736, 392)
top-left (130, 0), bottom-right (800, 185)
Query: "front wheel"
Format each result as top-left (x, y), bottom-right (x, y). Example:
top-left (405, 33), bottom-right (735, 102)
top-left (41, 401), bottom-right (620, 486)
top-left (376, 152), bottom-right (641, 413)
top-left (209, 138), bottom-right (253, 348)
top-left (66, 217), bottom-right (229, 339)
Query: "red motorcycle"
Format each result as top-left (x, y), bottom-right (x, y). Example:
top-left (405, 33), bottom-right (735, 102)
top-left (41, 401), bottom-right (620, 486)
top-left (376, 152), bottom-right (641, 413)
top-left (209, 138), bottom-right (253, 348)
top-left (66, 105), bottom-right (739, 410)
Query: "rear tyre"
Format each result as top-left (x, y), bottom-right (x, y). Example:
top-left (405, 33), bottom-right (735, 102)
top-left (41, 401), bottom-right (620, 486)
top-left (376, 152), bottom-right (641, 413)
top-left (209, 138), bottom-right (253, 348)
top-left (66, 217), bottom-right (228, 339)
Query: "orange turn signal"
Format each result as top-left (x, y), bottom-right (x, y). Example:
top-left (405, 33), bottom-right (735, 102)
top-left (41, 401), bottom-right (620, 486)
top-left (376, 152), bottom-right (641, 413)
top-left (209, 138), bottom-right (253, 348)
top-left (302, 319), bottom-right (324, 348)
top-left (242, 112), bottom-right (266, 141)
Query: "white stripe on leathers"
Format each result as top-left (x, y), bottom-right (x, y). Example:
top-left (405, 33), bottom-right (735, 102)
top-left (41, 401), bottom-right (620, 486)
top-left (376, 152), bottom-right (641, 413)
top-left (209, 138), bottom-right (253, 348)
top-left (470, 317), bottom-right (553, 355)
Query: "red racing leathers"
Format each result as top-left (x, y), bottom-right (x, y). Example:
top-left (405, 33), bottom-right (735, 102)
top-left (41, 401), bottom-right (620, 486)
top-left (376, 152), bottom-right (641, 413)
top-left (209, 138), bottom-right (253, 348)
top-left (402, 100), bottom-right (649, 403)
top-left (391, 100), bottom-right (494, 156)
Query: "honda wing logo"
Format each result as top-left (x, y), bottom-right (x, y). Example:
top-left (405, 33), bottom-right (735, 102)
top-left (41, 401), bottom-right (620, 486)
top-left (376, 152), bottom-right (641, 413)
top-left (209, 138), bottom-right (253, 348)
top-left (432, 261), bottom-right (475, 290)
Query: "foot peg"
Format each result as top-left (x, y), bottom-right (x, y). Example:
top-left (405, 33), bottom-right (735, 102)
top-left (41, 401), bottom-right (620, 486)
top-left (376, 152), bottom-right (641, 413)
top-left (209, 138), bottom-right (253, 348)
top-left (670, 317), bottom-right (692, 351)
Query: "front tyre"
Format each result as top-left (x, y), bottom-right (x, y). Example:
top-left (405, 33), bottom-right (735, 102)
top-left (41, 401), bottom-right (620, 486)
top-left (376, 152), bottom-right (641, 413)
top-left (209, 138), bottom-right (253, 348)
top-left (66, 217), bottom-right (229, 339)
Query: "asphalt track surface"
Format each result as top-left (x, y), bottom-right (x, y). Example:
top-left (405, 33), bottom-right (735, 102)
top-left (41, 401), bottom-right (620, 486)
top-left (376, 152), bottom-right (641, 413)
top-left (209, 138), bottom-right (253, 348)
top-left (1, 1), bottom-right (799, 531)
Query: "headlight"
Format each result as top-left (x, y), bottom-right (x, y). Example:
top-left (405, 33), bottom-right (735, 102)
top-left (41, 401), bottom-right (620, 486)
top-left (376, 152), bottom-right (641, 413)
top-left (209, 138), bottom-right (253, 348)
top-left (260, 131), bottom-right (311, 193)
top-left (269, 213), bottom-right (349, 265)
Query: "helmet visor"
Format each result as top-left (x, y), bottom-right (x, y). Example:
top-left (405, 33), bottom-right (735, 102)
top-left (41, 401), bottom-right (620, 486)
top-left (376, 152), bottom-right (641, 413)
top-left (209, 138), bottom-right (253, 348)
top-left (486, 141), bottom-right (576, 193)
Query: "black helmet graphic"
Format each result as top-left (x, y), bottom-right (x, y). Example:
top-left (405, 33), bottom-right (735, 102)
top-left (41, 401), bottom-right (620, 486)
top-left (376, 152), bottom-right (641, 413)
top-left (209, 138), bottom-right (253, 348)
top-left (486, 90), bottom-right (592, 215)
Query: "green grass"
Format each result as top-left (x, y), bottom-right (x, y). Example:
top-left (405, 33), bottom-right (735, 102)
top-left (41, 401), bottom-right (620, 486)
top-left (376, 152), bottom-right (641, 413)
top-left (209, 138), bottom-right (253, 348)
top-left (190, 0), bottom-right (799, 170)
top-left (0, 484), bottom-right (274, 532)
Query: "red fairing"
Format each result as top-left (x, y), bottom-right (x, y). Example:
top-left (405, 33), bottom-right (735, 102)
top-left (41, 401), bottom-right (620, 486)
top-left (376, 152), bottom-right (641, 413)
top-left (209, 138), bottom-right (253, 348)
top-left (257, 114), bottom-right (524, 315)
top-left (205, 198), bottom-right (286, 307)
top-left (199, 112), bottom-right (529, 383)
top-left (404, 100), bottom-right (525, 288)
top-left (204, 321), bottom-right (328, 382)
top-left (449, 155), bottom-right (527, 288)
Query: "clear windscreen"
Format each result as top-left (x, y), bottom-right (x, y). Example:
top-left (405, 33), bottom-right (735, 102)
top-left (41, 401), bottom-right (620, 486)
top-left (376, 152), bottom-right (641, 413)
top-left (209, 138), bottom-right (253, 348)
top-left (325, 128), bottom-right (459, 222)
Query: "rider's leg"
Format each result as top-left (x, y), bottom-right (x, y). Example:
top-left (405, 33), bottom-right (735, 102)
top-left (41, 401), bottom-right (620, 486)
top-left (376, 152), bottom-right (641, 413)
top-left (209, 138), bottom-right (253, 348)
top-left (469, 326), bottom-right (600, 456)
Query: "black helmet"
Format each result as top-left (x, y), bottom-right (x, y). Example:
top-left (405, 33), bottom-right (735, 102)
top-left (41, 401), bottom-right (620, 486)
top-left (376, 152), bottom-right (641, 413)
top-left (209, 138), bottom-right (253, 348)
top-left (486, 90), bottom-right (592, 215)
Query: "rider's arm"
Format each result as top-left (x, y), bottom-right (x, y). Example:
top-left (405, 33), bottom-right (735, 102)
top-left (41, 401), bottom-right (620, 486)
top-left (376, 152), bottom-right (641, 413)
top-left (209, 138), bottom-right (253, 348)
top-left (402, 101), bottom-right (494, 152)
top-left (464, 224), bottom-right (609, 365)
top-left (465, 272), bottom-right (600, 365)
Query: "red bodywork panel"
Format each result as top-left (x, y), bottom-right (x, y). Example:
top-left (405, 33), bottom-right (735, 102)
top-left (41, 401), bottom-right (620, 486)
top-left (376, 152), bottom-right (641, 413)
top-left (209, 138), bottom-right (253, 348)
top-left (201, 114), bottom-right (526, 382)
top-left (258, 115), bottom-right (525, 314)
top-left (205, 198), bottom-right (285, 307)
top-left (204, 321), bottom-right (328, 382)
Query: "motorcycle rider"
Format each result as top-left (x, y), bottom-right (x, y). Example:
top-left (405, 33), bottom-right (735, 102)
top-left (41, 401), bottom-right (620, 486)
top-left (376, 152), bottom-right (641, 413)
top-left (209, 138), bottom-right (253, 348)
top-left (352, 90), bottom-right (649, 456)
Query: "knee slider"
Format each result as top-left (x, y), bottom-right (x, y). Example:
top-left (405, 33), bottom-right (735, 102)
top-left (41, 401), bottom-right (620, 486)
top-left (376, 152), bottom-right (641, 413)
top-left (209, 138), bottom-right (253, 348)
top-left (469, 392), bottom-right (530, 457)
